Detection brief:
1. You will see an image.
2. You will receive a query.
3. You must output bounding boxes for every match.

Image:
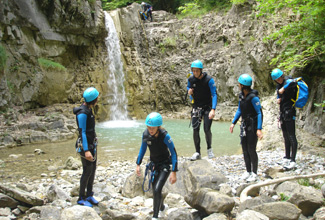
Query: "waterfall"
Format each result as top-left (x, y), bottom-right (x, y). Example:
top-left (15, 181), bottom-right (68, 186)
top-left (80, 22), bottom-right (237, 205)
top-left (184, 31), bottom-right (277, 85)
top-left (104, 11), bottom-right (128, 121)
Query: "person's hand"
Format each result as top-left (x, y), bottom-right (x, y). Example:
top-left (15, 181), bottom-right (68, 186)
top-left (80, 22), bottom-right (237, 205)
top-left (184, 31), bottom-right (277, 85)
top-left (278, 87), bottom-right (285, 94)
top-left (257, 130), bottom-right (263, 140)
top-left (229, 124), bottom-right (235, 133)
top-left (208, 109), bottom-right (215, 119)
top-left (85, 151), bottom-right (93, 161)
top-left (188, 88), bottom-right (194, 95)
top-left (169, 172), bottom-right (177, 184)
top-left (277, 98), bottom-right (281, 104)
top-left (136, 165), bottom-right (141, 177)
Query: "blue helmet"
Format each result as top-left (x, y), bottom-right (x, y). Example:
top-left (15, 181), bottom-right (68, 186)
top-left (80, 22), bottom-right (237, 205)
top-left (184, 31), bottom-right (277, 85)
top-left (271, 68), bottom-right (283, 80)
top-left (145, 112), bottom-right (163, 127)
top-left (83, 87), bottom-right (99, 102)
top-left (191, 60), bottom-right (203, 69)
top-left (238, 74), bottom-right (252, 86)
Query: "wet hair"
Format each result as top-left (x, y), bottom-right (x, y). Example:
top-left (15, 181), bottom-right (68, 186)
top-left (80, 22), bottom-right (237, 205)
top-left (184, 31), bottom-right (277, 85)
top-left (242, 85), bottom-right (252, 91)
top-left (86, 97), bottom-right (98, 106)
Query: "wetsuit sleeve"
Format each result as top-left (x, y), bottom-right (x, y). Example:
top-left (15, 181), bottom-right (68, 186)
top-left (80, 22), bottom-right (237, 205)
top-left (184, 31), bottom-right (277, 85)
top-left (163, 134), bottom-right (178, 172)
top-left (208, 78), bottom-right (217, 109)
top-left (187, 79), bottom-right (191, 91)
top-left (136, 134), bottom-right (148, 165)
top-left (232, 102), bottom-right (241, 124)
top-left (283, 79), bottom-right (297, 90)
top-left (251, 96), bottom-right (263, 130)
top-left (77, 113), bottom-right (89, 151)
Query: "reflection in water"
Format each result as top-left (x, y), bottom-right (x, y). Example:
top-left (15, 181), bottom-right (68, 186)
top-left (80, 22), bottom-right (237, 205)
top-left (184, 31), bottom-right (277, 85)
top-left (0, 119), bottom-right (240, 181)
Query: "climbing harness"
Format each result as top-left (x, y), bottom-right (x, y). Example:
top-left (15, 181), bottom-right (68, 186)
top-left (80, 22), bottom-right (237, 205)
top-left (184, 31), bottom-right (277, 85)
top-left (75, 137), bottom-right (97, 162)
top-left (142, 161), bottom-right (155, 192)
top-left (189, 107), bottom-right (206, 129)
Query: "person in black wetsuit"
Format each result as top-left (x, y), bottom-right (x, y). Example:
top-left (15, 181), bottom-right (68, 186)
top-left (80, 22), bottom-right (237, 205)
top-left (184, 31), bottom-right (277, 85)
top-left (230, 74), bottom-right (263, 182)
top-left (73, 87), bottom-right (99, 207)
top-left (187, 60), bottom-right (217, 160)
top-left (136, 112), bottom-right (178, 220)
top-left (271, 68), bottom-right (298, 170)
top-left (141, 2), bottom-right (153, 22)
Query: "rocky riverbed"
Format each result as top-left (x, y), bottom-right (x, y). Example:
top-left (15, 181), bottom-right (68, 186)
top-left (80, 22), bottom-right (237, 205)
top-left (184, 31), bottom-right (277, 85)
top-left (1, 146), bottom-right (325, 220)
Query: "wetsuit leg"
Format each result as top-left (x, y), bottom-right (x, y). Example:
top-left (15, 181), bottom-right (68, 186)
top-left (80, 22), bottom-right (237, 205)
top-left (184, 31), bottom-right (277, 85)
top-left (148, 10), bottom-right (152, 21)
top-left (79, 152), bottom-right (96, 199)
top-left (283, 119), bottom-right (297, 162)
top-left (246, 128), bottom-right (258, 174)
top-left (280, 119), bottom-right (291, 159)
top-left (240, 132), bottom-right (251, 173)
top-left (152, 168), bottom-right (170, 218)
top-left (86, 158), bottom-right (97, 197)
top-left (192, 115), bottom-right (202, 154)
top-left (203, 110), bottom-right (213, 150)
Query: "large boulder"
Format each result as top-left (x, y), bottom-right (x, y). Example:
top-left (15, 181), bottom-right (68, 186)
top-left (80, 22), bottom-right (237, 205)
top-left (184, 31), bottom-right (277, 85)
top-left (238, 195), bottom-right (275, 213)
top-left (166, 160), bottom-right (228, 197)
top-left (313, 207), bottom-right (325, 220)
top-left (46, 184), bottom-right (71, 203)
top-left (60, 205), bottom-right (101, 220)
top-left (168, 208), bottom-right (194, 220)
top-left (40, 206), bottom-right (62, 220)
top-left (102, 209), bottom-right (137, 220)
top-left (185, 188), bottom-right (235, 215)
top-left (275, 181), bottom-right (323, 216)
top-left (0, 184), bottom-right (43, 206)
top-left (121, 167), bottom-right (147, 198)
top-left (252, 202), bottom-right (301, 220)
top-left (0, 193), bottom-right (19, 208)
top-left (236, 210), bottom-right (269, 220)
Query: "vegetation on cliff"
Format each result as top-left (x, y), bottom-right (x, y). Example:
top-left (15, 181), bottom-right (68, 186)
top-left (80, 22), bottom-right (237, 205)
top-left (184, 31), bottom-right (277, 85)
top-left (38, 58), bottom-right (66, 71)
top-left (102, 0), bottom-right (324, 74)
top-left (0, 44), bottom-right (6, 73)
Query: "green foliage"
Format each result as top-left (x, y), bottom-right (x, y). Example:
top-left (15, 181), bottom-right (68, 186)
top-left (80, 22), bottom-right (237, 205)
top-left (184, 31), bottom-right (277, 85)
top-left (297, 178), bottom-right (322, 189)
top-left (38, 58), bottom-right (66, 71)
top-left (178, 2), bottom-right (200, 14)
top-left (6, 80), bottom-right (15, 93)
top-left (0, 44), bottom-right (7, 71)
top-left (158, 37), bottom-right (177, 53)
top-left (102, 0), bottom-right (141, 10)
top-left (177, 0), bottom-right (231, 18)
top-left (279, 192), bottom-right (290, 201)
top-left (9, 59), bottom-right (20, 72)
top-left (297, 178), bottom-right (310, 187)
top-left (231, 0), bottom-right (247, 4)
top-left (256, 0), bottom-right (325, 72)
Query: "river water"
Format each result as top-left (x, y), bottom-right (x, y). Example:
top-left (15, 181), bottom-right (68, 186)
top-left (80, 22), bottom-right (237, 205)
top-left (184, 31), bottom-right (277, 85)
top-left (0, 119), bottom-right (240, 181)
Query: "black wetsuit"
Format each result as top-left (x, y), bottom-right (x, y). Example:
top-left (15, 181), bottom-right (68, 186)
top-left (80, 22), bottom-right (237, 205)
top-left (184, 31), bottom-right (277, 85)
top-left (73, 104), bottom-right (97, 201)
top-left (277, 76), bottom-right (298, 162)
top-left (232, 90), bottom-right (263, 174)
top-left (136, 128), bottom-right (178, 218)
top-left (188, 72), bottom-right (217, 154)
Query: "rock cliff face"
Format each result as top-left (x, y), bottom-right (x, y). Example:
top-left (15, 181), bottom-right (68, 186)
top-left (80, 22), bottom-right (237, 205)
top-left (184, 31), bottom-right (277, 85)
top-left (0, 1), bottom-right (323, 135)
top-left (111, 3), bottom-right (324, 135)
top-left (0, 0), bottom-right (109, 120)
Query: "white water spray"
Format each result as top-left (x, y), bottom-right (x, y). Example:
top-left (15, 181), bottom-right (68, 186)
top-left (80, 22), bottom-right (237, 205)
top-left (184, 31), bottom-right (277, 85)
top-left (104, 11), bottom-right (128, 121)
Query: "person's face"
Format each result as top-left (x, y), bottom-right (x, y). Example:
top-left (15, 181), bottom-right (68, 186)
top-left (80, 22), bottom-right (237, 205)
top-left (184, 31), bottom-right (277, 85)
top-left (192, 68), bottom-right (201, 78)
top-left (238, 83), bottom-right (243, 90)
top-left (147, 126), bottom-right (159, 136)
top-left (275, 77), bottom-right (284, 84)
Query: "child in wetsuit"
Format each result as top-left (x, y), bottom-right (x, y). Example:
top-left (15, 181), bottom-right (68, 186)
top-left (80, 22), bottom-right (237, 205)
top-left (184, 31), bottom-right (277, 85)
top-left (136, 112), bottom-right (178, 219)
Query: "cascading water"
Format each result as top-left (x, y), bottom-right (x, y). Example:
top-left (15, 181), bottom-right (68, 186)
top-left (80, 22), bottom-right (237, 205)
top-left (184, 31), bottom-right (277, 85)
top-left (104, 11), bottom-right (128, 121)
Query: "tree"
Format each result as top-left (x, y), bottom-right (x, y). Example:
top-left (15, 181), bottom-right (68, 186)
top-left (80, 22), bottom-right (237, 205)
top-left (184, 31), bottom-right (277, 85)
top-left (256, 0), bottom-right (325, 72)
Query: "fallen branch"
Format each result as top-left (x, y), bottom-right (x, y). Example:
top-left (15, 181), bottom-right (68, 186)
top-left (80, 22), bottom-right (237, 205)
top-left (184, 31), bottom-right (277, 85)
top-left (240, 172), bottom-right (325, 203)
